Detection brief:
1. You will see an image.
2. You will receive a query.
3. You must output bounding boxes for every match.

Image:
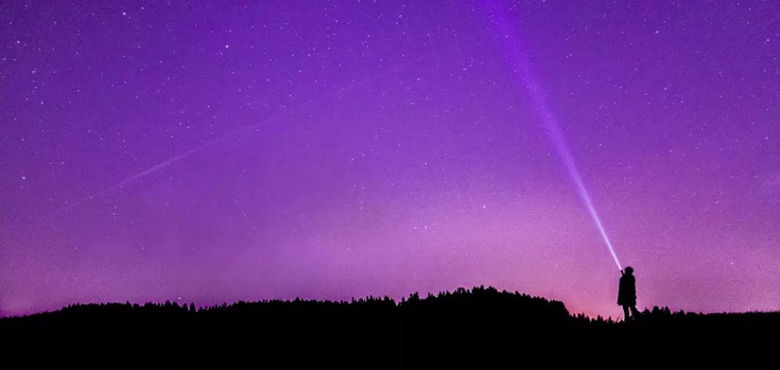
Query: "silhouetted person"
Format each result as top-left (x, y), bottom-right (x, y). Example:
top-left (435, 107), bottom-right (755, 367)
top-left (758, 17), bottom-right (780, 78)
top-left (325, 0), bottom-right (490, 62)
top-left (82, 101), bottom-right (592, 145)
top-left (618, 266), bottom-right (640, 321)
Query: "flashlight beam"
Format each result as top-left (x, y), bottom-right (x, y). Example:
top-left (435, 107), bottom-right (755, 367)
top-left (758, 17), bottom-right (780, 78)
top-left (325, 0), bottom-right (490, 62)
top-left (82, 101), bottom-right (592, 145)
top-left (484, 1), bottom-right (623, 270)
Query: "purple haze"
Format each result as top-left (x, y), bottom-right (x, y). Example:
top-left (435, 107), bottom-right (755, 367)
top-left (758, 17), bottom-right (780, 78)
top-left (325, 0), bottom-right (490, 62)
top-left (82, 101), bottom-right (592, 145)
top-left (1, 1), bottom-right (778, 318)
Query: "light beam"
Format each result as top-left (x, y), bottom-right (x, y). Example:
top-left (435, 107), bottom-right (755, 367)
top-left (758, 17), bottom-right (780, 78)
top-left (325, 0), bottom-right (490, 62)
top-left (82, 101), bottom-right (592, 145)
top-left (484, 1), bottom-right (623, 271)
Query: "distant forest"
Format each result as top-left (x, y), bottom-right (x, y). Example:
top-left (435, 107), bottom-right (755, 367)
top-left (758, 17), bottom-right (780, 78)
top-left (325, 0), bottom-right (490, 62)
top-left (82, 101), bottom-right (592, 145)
top-left (1, 286), bottom-right (777, 368)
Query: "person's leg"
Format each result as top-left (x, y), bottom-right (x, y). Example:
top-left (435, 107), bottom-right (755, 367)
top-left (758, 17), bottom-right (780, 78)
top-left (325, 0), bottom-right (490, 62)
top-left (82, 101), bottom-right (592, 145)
top-left (630, 305), bottom-right (640, 318)
top-left (622, 305), bottom-right (630, 321)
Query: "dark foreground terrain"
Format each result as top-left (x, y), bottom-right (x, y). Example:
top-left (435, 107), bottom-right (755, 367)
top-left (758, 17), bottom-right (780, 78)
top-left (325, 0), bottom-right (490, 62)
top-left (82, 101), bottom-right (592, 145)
top-left (1, 286), bottom-right (777, 368)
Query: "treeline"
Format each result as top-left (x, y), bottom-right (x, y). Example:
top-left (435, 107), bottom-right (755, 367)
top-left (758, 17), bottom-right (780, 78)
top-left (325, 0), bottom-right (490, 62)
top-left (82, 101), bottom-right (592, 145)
top-left (1, 286), bottom-right (777, 368)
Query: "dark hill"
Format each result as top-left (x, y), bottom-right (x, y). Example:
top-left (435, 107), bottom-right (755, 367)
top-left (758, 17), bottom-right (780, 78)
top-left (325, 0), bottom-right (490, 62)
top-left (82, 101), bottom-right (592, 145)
top-left (1, 286), bottom-right (777, 368)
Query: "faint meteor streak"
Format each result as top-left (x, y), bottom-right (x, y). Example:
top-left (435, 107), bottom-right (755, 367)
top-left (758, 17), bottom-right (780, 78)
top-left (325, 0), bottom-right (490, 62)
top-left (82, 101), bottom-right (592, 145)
top-left (44, 51), bottom-right (436, 220)
top-left (484, 1), bottom-right (623, 270)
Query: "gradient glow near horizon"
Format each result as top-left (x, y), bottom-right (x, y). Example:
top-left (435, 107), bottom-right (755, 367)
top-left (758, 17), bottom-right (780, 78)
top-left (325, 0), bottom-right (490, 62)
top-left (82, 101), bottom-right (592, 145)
top-left (1, 1), bottom-right (778, 318)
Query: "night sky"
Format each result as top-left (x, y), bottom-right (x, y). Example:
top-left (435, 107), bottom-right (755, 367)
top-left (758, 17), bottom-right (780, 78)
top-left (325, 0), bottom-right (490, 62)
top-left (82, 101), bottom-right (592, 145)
top-left (1, 1), bottom-right (778, 318)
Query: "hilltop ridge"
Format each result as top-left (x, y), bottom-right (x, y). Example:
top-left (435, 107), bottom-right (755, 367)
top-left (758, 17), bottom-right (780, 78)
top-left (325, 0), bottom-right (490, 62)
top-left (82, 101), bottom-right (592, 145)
top-left (1, 286), bottom-right (777, 368)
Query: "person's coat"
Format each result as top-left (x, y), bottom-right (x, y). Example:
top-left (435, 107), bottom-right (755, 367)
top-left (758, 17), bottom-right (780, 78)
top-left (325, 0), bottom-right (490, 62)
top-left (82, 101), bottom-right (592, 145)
top-left (617, 273), bottom-right (636, 306)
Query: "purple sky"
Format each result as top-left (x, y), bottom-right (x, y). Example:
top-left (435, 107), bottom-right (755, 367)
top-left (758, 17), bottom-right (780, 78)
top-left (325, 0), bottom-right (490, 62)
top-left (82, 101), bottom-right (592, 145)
top-left (1, 1), bottom-right (778, 318)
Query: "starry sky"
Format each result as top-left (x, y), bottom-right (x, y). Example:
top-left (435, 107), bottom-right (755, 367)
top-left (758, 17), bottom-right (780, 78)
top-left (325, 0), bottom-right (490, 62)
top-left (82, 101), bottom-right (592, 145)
top-left (1, 1), bottom-right (778, 318)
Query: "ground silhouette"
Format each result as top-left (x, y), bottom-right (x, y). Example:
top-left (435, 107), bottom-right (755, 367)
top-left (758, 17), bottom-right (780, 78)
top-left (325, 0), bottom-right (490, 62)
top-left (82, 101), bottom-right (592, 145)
top-left (1, 286), bottom-right (777, 368)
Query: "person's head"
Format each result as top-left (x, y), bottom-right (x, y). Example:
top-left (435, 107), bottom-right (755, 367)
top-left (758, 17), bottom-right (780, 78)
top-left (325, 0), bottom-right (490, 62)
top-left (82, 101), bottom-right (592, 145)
top-left (624, 266), bottom-right (634, 275)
